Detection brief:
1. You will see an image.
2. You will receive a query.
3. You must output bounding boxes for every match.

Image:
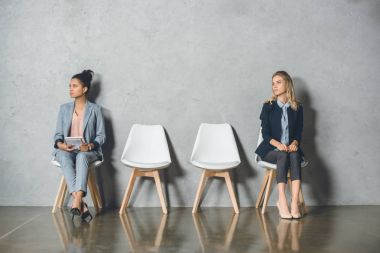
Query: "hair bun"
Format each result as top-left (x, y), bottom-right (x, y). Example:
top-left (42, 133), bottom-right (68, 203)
top-left (81, 69), bottom-right (94, 83)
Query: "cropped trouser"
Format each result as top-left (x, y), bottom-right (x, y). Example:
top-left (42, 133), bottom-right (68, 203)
top-left (263, 150), bottom-right (301, 184)
top-left (55, 150), bottom-right (98, 196)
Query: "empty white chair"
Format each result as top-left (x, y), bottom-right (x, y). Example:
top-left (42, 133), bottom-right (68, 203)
top-left (255, 129), bottom-right (308, 214)
top-left (119, 124), bottom-right (171, 214)
top-left (191, 123), bottom-right (241, 213)
top-left (51, 158), bottom-right (103, 214)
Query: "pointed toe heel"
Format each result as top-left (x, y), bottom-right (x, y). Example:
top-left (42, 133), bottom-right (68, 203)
top-left (277, 201), bottom-right (292, 219)
top-left (81, 202), bottom-right (93, 222)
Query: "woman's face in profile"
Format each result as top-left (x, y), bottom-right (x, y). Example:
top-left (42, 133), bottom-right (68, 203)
top-left (69, 78), bottom-right (86, 98)
top-left (272, 75), bottom-right (287, 97)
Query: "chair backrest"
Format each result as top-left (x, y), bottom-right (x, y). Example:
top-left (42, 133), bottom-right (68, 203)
top-left (121, 124), bottom-right (171, 164)
top-left (255, 128), bottom-right (264, 162)
top-left (190, 123), bottom-right (241, 164)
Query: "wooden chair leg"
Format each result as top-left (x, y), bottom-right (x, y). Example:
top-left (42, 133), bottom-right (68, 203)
top-left (59, 183), bottom-right (68, 209)
top-left (153, 170), bottom-right (168, 214)
top-left (87, 171), bottom-right (100, 214)
top-left (52, 176), bottom-right (67, 213)
top-left (224, 171), bottom-right (240, 214)
top-left (256, 170), bottom-right (270, 208)
top-left (89, 169), bottom-right (103, 209)
top-left (192, 170), bottom-right (209, 213)
top-left (119, 169), bottom-right (138, 215)
top-left (261, 169), bottom-right (275, 214)
top-left (88, 170), bottom-right (102, 212)
top-left (299, 187), bottom-right (307, 214)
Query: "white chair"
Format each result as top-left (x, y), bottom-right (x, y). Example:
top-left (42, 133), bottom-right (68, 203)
top-left (255, 129), bottom-right (308, 214)
top-left (191, 123), bottom-right (241, 214)
top-left (51, 158), bottom-right (103, 214)
top-left (119, 124), bottom-right (171, 215)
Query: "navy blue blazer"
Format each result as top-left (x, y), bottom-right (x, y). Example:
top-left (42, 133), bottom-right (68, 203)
top-left (255, 101), bottom-right (304, 159)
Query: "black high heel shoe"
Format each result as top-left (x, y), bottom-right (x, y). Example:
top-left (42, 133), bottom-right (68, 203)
top-left (70, 206), bottom-right (82, 221)
top-left (81, 202), bottom-right (93, 222)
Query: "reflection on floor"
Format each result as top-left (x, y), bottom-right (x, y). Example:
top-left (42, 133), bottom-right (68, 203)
top-left (0, 206), bottom-right (379, 253)
top-left (120, 211), bottom-right (167, 252)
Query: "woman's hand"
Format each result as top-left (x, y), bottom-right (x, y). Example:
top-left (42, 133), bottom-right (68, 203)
top-left (57, 142), bottom-right (75, 152)
top-left (270, 139), bottom-right (289, 152)
top-left (79, 140), bottom-right (93, 152)
top-left (288, 140), bottom-right (298, 152)
top-left (277, 143), bottom-right (289, 152)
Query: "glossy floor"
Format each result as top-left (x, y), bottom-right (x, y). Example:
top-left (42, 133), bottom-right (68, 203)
top-left (0, 206), bottom-right (379, 253)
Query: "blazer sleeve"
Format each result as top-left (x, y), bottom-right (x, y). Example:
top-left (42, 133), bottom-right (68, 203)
top-left (260, 103), bottom-right (273, 143)
top-left (53, 105), bottom-right (64, 148)
top-left (294, 104), bottom-right (303, 143)
top-left (93, 106), bottom-right (106, 149)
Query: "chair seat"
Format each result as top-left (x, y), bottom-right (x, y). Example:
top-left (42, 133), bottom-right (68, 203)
top-left (51, 158), bottom-right (103, 168)
top-left (257, 160), bottom-right (309, 170)
top-left (191, 160), bottom-right (240, 170)
top-left (121, 160), bottom-right (170, 170)
top-left (257, 161), bottom-right (278, 169)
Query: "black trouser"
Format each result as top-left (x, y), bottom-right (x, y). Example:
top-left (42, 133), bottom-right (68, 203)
top-left (263, 151), bottom-right (301, 184)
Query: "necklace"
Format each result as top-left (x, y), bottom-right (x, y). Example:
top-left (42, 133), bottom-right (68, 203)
top-left (74, 109), bottom-right (80, 116)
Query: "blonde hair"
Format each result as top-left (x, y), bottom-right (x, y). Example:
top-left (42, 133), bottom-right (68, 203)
top-left (267, 70), bottom-right (300, 110)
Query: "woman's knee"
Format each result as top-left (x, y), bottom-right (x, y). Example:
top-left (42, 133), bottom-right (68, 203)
top-left (76, 152), bottom-right (91, 163)
top-left (277, 151), bottom-right (289, 163)
top-left (56, 150), bottom-right (74, 165)
top-left (289, 152), bottom-right (300, 162)
top-left (56, 150), bottom-right (71, 159)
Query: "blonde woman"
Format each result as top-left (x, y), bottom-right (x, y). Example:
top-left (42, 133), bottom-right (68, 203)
top-left (255, 71), bottom-right (304, 219)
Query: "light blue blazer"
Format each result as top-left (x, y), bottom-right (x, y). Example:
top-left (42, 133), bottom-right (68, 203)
top-left (53, 101), bottom-right (106, 159)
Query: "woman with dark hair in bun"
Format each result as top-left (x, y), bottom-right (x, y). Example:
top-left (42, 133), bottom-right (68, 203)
top-left (53, 70), bottom-right (106, 220)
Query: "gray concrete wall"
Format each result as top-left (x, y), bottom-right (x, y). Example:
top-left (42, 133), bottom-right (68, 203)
top-left (1, 0), bottom-right (379, 207)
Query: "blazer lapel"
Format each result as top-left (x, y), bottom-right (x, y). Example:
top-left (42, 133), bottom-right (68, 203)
top-left (82, 101), bottom-right (93, 135)
top-left (64, 102), bottom-right (75, 136)
top-left (273, 103), bottom-right (282, 132)
top-left (287, 107), bottom-right (295, 129)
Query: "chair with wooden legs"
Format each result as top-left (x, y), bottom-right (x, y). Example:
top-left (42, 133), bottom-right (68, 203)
top-left (255, 129), bottom-right (308, 214)
top-left (51, 159), bottom-right (103, 214)
top-left (119, 124), bottom-right (171, 215)
top-left (191, 123), bottom-right (241, 214)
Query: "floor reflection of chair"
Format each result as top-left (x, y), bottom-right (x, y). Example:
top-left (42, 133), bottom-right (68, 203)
top-left (192, 211), bottom-right (239, 252)
top-left (52, 210), bottom-right (71, 251)
top-left (52, 210), bottom-right (96, 252)
top-left (120, 212), bottom-right (168, 253)
top-left (256, 209), bottom-right (303, 253)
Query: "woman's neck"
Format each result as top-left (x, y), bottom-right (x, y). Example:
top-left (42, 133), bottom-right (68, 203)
top-left (277, 94), bottom-right (288, 104)
top-left (74, 96), bottom-right (87, 108)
